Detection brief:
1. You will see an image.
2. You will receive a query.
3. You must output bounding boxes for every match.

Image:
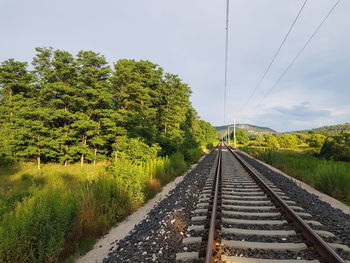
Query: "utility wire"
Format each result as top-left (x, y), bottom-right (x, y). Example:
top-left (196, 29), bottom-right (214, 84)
top-left (239, 0), bottom-right (309, 113)
top-left (257, 0), bottom-right (341, 106)
top-left (224, 0), bottom-right (229, 123)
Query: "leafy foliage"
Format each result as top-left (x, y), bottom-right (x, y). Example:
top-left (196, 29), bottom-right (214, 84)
top-left (112, 136), bottom-right (160, 165)
top-left (264, 134), bottom-right (280, 149)
top-left (278, 134), bottom-right (298, 149)
top-left (0, 152), bottom-right (188, 262)
top-left (0, 48), bottom-right (216, 166)
top-left (296, 122), bottom-right (350, 136)
top-left (320, 132), bottom-right (350, 161)
top-left (229, 129), bottom-right (249, 144)
top-left (0, 47), bottom-right (218, 262)
top-left (0, 187), bottom-right (77, 263)
top-left (307, 134), bottom-right (326, 147)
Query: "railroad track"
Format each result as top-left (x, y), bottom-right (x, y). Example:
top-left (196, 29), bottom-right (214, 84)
top-left (176, 143), bottom-right (350, 263)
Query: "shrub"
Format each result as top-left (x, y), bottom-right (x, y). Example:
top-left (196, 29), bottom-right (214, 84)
top-left (264, 135), bottom-right (280, 149)
top-left (110, 158), bottom-right (145, 207)
top-left (0, 190), bottom-right (32, 219)
top-left (206, 142), bottom-right (214, 150)
top-left (0, 186), bottom-right (78, 263)
top-left (320, 133), bottom-right (350, 161)
top-left (0, 146), bottom-right (193, 262)
top-left (278, 134), bottom-right (298, 149)
top-left (112, 136), bottom-right (160, 165)
top-left (232, 129), bottom-right (249, 144)
top-left (307, 134), bottom-right (326, 147)
top-left (314, 164), bottom-right (350, 200)
top-left (169, 152), bottom-right (187, 175)
top-left (185, 147), bottom-right (203, 163)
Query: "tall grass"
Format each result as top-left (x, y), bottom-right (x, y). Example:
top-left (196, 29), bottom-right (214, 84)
top-left (0, 186), bottom-right (77, 263)
top-left (185, 147), bottom-right (204, 163)
top-left (314, 164), bottom-right (350, 200)
top-left (0, 152), bottom-right (189, 262)
top-left (242, 147), bottom-right (350, 202)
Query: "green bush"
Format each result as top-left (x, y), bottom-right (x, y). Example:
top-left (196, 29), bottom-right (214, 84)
top-left (307, 134), bottom-right (326, 147)
top-left (320, 133), bottom-right (350, 161)
top-left (169, 152), bottom-right (187, 175)
top-left (112, 136), bottom-right (160, 165)
top-left (229, 129), bottom-right (249, 145)
top-left (314, 164), bottom-right (350, 200)
top-left (0, 190), bottom-right (33, 219)
top-left (111, 158), bottom-right (145, 206)
top-left (185, 147), bottom-right (203, 163)
top-left (206, 142), bottom-right (214, 150)
top-left (263, 135), bottom-right (280, 149)
top-left (278, 134), bottom-right (298, 149)
top-left (0, 187), bottom-right (78, 263)
top-left (0, 144), bottom-right (195, 262)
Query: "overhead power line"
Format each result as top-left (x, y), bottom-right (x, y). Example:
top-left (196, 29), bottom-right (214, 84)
top-left (224, 0), bottom-right (230, 123)
top-left (257, 0), bottom-right (341, 106)
top-left (239, 0), bottom-right (309, 113)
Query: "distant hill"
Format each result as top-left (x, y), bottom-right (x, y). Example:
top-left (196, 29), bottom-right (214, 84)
top-left (215, 124), bottom-right (276, 135)
top-left (293, 122), bottom-right (350, 135)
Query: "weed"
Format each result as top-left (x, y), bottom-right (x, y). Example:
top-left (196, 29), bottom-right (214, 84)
top-left (146, 179), bottom-right (162, 199)
top-left (242, 147), bottom-right (350, 203)
top-left (0, 151), bottom-right (197, 262)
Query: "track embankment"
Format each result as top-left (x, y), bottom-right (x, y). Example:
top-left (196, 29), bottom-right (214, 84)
top-left (94, 146), bottom-right (350, 263)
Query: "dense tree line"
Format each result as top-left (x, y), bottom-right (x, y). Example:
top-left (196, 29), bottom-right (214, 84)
top-left (245, 132), bottom-right (327, 150)
top-left (0, 47), bottom-right (217, 167)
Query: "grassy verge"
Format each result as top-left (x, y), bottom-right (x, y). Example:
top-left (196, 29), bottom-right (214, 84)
top-left (0, 151), bottom-right (195, 263)
top-left (241, 147), bottom-right (350, 204)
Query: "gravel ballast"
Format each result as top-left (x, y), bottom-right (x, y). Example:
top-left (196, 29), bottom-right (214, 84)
top-left (236, 150), bottom-right (350, 252)
top-left (104, 150), bottom-right (218, 263)
top-left (103, 148), bottom-right (350, 262)
top-left (219, 150), bottom-right (322, 261)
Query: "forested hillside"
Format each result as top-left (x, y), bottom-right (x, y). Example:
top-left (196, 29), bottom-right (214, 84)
top-left (292, 122), bottom-right (350, 135)
top-left (0, 47), bottom-right (217, 167)
top-left (216, 124), bottom-right (276, 135)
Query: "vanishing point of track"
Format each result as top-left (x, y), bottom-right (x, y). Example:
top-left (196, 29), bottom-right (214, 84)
top-left (176, 143), bottom-right (350, 263)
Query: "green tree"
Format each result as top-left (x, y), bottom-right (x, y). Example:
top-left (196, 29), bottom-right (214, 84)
top-left (264, 134), bottom-right (280, 149)
top-left (32, 47), bottom-right (80, 165)
top-left (0, 59), bottom-right (36, 164)
top-left (111, 59), bottom-right (163, 144)
top-left (194, 120), bottom-right (217, 147)
top-left (230, 129), bottom-right (249, 145)
top-left (320, 132), bottom-right (350, 161)
top-left (307, 134), bottom-right (326, 147)
top-left (75, 51), bottom-right (115, 165)
top-left (255, 135), bottom-right (265, 146)
top-left (295, 133), bottom-right (310, 144)
top-left (0, 48), bottom-right (215, 167)
top-left (278, 134), bottom-right (298, 149)
top-left (12, 103), bottom-right (60, 168)
top-left (156, 73), bottom-right (191, 154)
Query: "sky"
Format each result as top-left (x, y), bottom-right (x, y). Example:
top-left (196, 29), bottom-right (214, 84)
top-left (0, 0), bottom-right (349, 132)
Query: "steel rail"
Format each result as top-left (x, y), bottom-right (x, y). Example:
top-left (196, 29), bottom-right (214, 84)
top-left (204, 143), bottom-right (222, 263)
top-left (225, 144), bottom-right (346, 263)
